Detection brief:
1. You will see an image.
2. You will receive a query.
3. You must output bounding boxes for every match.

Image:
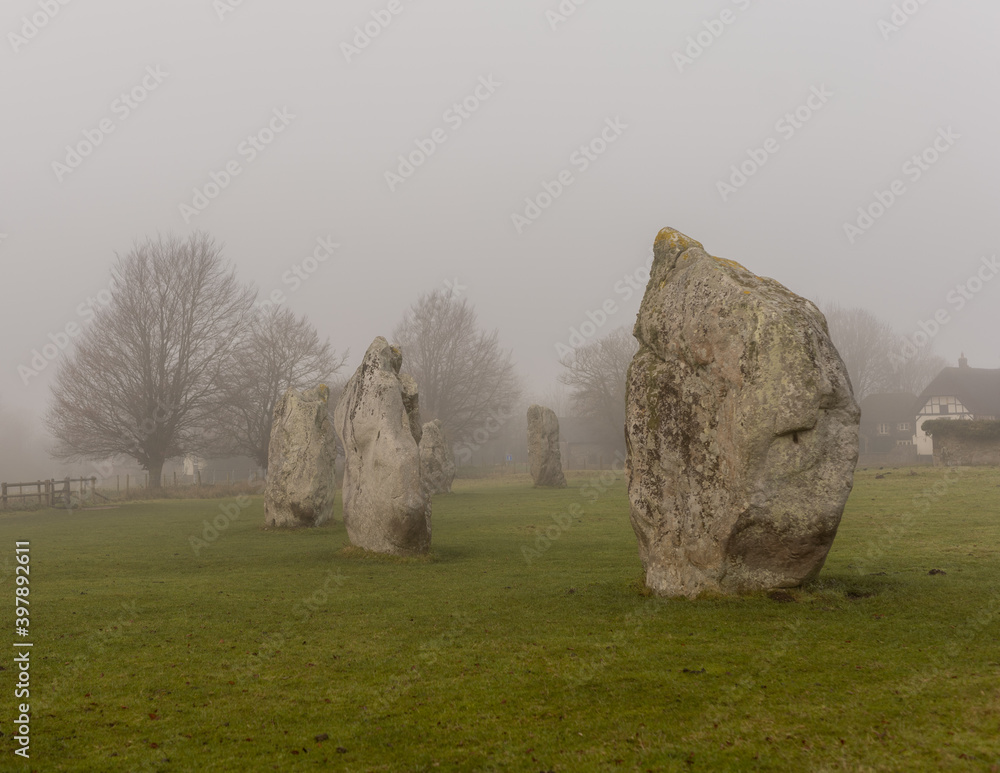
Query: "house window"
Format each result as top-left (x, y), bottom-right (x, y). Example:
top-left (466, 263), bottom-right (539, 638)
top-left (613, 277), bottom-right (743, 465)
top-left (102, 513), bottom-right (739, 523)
top-left (896, 440), bottom-right (913, 447)
top-left (897, 422), bottom-right (911, 432)
top-left (877, 423), bottom-right (890, 435)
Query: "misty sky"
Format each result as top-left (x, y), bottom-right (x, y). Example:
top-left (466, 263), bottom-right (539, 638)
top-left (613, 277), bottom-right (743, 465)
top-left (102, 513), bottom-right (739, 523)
top-left (2, 0), bottom-right (999, 478)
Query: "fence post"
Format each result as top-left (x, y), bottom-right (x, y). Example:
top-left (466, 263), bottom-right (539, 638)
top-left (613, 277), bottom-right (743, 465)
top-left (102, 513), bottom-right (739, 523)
top-left (126, 474), bottom-right (130, 497)
top-left (1, 482), bottom-right (6, 508)
top-left (173, 471), bottom-right (177, 487)
top-left (90, 477), bottom-right (96, 500)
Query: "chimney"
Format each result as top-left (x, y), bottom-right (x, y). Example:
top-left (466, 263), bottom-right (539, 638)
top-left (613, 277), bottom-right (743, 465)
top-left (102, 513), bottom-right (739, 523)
top-left (958, 353), bottom-right (969, 368)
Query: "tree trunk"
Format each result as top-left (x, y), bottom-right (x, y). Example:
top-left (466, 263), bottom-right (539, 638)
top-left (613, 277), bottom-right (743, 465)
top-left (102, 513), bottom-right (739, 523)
top-left (148, 459), bottom-right (164, 489)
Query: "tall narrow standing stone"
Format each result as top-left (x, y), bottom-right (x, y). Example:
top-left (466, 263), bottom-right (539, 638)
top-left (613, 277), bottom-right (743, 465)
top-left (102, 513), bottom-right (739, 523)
top-left (334, 337), bottom-right (431, 555)
top-left (626, 228), bottom-right (860, 598)
top-left (264, 384), bottom-right (337, 528)
top-left (420, 419), bottom-right (456, 494)
top-left (527, 405), bottom-right (567, 488)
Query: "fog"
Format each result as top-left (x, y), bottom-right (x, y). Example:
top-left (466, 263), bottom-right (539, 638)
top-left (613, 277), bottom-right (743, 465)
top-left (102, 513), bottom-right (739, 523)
top-left (2, 0), bottom-right (998, 479)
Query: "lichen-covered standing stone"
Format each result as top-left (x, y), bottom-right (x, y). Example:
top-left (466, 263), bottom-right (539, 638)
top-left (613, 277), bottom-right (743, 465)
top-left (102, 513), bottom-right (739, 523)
top-left (334, 337), bottom-right (431, 555)
top-left (264, 384), bottom-right (337, 528)
top-left (527, 405), bottom-right (567, 488)
top-left (626, 228), bottom-right (860, 597)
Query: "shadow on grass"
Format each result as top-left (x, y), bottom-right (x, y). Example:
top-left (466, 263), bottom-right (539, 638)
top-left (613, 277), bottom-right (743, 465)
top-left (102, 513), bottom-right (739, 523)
top-left (337, 544), bottom-right (436, 564)
top-left (801, 572), bottom-right (903, 601)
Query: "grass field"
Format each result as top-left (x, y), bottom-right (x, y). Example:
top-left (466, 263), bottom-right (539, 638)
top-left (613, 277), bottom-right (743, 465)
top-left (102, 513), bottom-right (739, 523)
top-left (1, 466), bottom-right (999, 772)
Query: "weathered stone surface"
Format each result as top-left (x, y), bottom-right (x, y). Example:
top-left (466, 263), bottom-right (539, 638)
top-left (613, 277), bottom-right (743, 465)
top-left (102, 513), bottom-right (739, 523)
top-left (419, 419), bottom-right (456, 494)
top-left (333, 337), bottom-right (431, 555)
top-left (400, 374), bottom-right (422, 446)
top-left (264, 384), bottom-right (337, 528)
top-left (527, 405), bottom-right (567, 488)
top-left (626, 228), bottom-right (860, 598)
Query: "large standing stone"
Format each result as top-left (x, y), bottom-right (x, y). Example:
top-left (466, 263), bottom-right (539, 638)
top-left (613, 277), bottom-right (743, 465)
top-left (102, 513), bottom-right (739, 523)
top-left (420, 419), bottom-right (456, 494)
top-left (527, 405), bottom-right (567, 488)
top-left (333, 337), bottom-right (431, 555)
top-left (626, 228), bottom-right (860, 598)
top-left (264, 384), bottom-right (337, 528)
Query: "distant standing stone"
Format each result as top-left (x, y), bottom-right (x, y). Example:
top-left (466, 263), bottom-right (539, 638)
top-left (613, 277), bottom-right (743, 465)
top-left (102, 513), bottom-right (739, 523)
top-left (527, 405), bottom-right (567, 488)
top-left (626, 228), bottom-right (860, 598)
top-left (334, 337), bottom-right (431, 555)
top-left (264, 384), bottom-right (337, 528)
top-left (420, 419), bottom-right (457, 494)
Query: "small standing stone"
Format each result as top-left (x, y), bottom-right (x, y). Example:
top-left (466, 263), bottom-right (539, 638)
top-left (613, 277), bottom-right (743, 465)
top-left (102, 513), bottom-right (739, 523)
top-left (527, 405), bottom-right (567, 488)
top-left (420, 419), bottom-right (456, 494)
top-left (264, 384), bottom-right (338, 528)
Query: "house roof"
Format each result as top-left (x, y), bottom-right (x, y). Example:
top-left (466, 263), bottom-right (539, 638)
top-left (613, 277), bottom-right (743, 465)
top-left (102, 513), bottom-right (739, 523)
top-left (860, 392), bottom-right (917, 424)
top-left (915, 365), bottom-right (1000, 417)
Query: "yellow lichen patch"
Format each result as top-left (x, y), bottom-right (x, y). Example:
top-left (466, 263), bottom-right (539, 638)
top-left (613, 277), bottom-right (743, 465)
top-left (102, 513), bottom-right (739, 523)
top-left (713, 256), bottom-right (750, 272)
top-left (654, 227), bottom-right (704, 254)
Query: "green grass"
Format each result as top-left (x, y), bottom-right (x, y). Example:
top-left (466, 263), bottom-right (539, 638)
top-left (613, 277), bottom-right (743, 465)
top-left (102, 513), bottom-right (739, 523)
top-left (1, 467), bottom-right (999, 771)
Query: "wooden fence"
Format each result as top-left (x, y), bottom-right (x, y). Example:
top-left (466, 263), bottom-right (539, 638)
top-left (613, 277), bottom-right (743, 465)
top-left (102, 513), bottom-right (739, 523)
top-left (1, 477), bottom-right (97, 509)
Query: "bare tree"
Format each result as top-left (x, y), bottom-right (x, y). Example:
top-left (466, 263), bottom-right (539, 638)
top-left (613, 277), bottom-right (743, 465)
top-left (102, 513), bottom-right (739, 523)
top-left (888, 349), bottom-right (947, 396)
top-left (558, 326), bottom-right (637, 441)
top-left (393, 290), bottom-right (521, 443)
top-left (823, 303), bottom-right (945, 401)
top-left (822, 304), bottom-right (897, 402)
top-left (46, 233), bottom-right (256, 488)
top-left (207, 305), bottom-right (347, 469)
